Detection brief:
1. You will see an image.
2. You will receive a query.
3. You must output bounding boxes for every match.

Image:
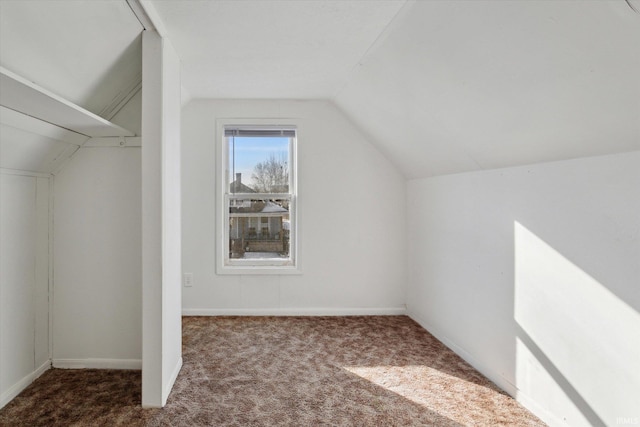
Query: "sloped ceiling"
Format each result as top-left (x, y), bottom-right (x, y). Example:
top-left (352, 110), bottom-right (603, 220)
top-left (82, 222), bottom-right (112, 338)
top-left (0, 0), bottom-right (142, 116)
top-left (150, 0), bottom-right (639, 178)
top-left (1, 0), bottom-right (638, 177)
top-left (0, 0), bottom-right (142, 173)
top-left (149, 0), bottom-right (405, 99)
top-left (334, 0), bottom-right (640, 178)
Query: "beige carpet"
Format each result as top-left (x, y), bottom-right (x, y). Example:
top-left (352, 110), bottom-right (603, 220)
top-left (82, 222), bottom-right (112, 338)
top-left (0, 316), bottom-right (545, 426)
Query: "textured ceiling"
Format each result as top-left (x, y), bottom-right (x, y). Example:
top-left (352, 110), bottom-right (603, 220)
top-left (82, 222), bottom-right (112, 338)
top-left (1, 0), bottom-right (638, 178)
top-left (0, 0), bottom-right (142, 116)
top-left (0, 0), bottom-right (142, 173)
top-left (150, 0), bottom-right (639, 178)
top-left (334, 0), bottom-right (640, 178)
top-left (150, 0), bottom-right (406, 99)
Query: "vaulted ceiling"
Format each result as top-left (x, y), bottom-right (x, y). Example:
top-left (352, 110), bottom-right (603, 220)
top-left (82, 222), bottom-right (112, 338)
top-left (0, 0), bottom-right (142, 173)
top-left (335, 0), bottom-right (640, 177)
top-left (0, 0), bottom-right (142, 117)
top-left (1, 0), bottom-right (639, 177)
top-left (150, 0), bottom-right (405, 99)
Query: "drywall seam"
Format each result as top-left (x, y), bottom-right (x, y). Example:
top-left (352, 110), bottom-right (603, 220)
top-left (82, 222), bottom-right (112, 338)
top-left (49, 177), bottom-right (55, 366)
top-left (99, 80), bottom-right (141, 122)
top-left (0, 168), bottom-right (51, 178)
top-left (331, 0), bottom-right (415, 100)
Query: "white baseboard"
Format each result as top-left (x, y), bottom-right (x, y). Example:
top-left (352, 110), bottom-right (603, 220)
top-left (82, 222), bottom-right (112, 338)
top-left (182, 307), bottom-right (407, 316)
top-left (52, 358), bottom-right (142, 370)
top-left (407, 312), bottom-right (573, 427)
top-left (162, 356), bottom-right (183, 406)
top-left (515, 389), bottom-right (572, 427)
top-left (34, 359), bottom-right (51, 379)
top-left (1, 359), bottom-right (51, 409)
top-left (407, 312), bottom-right (518, 396)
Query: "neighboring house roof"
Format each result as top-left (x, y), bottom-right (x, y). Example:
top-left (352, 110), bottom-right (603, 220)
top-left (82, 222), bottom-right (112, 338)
top-left (267, 185), bottom-right (289, 193)
top-left (229, 179), bottom-right (256, 194)
top-left (230, 200), bottom-right (288, 215)
top-left (229, 172), bottom-right (257, 193)
top-left (229, 174), bottom-right (288, 215)
top-left (261, 201), bottom-right (288, 214)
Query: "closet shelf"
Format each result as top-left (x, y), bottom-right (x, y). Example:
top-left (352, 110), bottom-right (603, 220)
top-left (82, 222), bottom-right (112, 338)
top-left (0, 66), bottom-right (135, 138)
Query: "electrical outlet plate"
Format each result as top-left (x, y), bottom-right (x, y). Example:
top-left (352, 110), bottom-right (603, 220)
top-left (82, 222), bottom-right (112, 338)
top-left (183, 273), bottom-right (193, 287)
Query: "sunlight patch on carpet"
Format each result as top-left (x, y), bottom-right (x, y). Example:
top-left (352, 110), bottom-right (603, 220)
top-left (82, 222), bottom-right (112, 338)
top-left (343, 364), bottom-right (500, 423)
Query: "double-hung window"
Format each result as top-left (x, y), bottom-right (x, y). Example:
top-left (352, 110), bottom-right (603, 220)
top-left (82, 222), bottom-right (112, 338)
top-left (217, 121), bottom-right (298, 274)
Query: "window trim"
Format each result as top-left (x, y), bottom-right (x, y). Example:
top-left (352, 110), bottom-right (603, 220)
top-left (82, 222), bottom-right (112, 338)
top-left (216, 118), bottom-right (300, 275)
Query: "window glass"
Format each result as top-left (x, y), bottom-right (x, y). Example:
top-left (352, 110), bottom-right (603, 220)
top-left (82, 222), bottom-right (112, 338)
top-left (222, 126), bottom-right (296, 269)
top-left (228, 135), bottom-right (290, 194)
top-left (228, 197), bottom-right (291, 260)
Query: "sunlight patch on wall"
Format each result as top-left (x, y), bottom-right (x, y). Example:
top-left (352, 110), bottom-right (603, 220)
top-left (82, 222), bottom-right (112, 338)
top-left (514, 222), bottom-right (640, 426)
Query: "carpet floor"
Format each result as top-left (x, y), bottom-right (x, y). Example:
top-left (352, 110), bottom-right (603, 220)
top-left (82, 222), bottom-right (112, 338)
top-left (0, 316), bottom-right (545, 426)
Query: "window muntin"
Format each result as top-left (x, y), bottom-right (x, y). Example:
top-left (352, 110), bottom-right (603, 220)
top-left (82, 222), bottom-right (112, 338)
top-left (221, 125), bottom-right (297, 271)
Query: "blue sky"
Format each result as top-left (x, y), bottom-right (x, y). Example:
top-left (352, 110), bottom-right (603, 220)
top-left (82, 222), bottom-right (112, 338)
top-left (228, 136), bottom-right (289, 186)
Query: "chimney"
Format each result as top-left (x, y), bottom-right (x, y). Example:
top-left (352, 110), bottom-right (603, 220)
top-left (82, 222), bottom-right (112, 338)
top-left (236, 172), bottom-right (241, 184)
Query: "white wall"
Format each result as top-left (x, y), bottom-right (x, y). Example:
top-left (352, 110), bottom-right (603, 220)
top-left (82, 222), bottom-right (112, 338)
top-left (0, 172), bottom-right (49, 408)
top-left (141, 30), bottom-right (182, 407)
top-left (160, 33), bottom-right (183, 406)
top-left (0, 66), bottom-right (141, 409)
top-left (52, 147), bottom-right (141, 368)
top-left (111, 89), bottom-right (142, 136)
top-left (406, 151), bottom-right (640, 427)
top-left (181, 100), bottom-right (406, 315)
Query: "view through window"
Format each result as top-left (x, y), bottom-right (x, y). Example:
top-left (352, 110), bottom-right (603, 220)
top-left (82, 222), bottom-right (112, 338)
top-left (224, 126), bottom-right (296, 268)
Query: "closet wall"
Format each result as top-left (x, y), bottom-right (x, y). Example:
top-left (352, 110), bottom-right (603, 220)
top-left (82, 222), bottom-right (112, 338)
top-left (0, 86), bottom-right (141, 408)
top-left (0, 172), bottom-right (50, 407)
top-left (51, 92), bottom-right (142, 369)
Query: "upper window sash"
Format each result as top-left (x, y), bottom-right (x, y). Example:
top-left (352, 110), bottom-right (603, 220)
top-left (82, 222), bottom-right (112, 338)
top-left (224, 126), bottom-right (295, 196)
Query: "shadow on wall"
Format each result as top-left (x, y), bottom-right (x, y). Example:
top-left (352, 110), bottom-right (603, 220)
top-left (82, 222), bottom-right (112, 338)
top-left (514, 222), bottom-right (640, 426)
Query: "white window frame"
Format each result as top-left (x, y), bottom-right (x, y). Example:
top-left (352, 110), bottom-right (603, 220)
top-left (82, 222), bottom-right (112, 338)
top-left (216, 119), bottom-right (300, 275)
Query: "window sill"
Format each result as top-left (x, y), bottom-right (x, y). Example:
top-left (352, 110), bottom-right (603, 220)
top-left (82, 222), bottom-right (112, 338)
top-left (216, 264), bottom-right (302, 275)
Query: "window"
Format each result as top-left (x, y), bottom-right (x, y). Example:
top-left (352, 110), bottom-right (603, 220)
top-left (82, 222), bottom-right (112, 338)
top-left (217, 121), bottom-right (298, 274)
